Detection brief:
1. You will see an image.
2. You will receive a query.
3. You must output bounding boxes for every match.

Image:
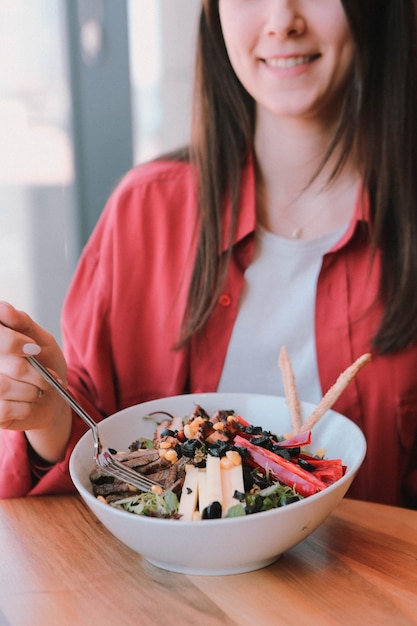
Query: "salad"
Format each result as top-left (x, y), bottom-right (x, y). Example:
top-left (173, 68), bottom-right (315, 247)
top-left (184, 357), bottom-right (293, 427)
top-left (89, 404), bottom-right (346, 520)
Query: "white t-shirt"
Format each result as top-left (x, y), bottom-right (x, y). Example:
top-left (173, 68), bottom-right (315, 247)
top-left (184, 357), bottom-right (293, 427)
top-left (217, 226), bottom-right (345, 403)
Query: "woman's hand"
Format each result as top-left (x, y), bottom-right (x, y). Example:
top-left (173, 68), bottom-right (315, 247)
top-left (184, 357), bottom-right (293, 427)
top-left (0, 301), bottom-right (72, 463)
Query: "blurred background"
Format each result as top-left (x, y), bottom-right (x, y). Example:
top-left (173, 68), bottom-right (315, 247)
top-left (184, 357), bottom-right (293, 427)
top-left (0, 0), bottom-right (200, 340)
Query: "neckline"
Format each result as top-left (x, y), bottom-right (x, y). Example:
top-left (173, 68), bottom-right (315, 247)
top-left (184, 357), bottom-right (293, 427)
top-left (257, 223), bottom-right (348, 252)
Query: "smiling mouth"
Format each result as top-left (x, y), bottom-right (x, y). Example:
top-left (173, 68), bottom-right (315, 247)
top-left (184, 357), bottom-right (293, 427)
top-left (264, 54), bottom-right (320, 68)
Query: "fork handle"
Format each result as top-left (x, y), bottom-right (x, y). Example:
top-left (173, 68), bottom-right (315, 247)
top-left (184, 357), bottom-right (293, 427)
top-left (27, 356), bottom-right (101, 452)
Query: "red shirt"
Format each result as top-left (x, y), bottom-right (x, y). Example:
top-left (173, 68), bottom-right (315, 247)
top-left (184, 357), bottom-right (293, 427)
top-left (1, 158), bottom-right (416, 507)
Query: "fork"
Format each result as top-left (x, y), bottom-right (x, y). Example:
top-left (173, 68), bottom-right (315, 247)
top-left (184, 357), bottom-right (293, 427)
top-left (27, 356), bottom-right (163, 494)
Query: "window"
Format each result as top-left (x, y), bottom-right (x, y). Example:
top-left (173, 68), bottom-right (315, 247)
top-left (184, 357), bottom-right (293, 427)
top-left (0, 0), bottom-right (77, 338)
top-left (128, 0), bottom-right (200, 163)
top-left (0, 0), bottom-right (199, 339)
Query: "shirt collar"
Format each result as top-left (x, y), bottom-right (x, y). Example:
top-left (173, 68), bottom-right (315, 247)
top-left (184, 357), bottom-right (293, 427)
top-left (222, 155), bottom-right (370, 253)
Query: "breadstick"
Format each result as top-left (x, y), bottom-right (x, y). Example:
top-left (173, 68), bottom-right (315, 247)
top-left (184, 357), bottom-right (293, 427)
top-left (300, 353), bottom-right (372, 433)
top-left (278, 346), bottom-right (302, 434)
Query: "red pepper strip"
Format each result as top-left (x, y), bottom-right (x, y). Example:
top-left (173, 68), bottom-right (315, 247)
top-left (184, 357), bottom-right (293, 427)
top-left (276, 431), bottom-right (312, 448)
top-left (297, 454), bottom-right (343, 466)
top-left (296, 455), bottom-right (345, 484)
top-left (232, 430), bottom-right (253, 441)
top-left (235, 414), bottom-right (251, 428)
top-left (311, 465), bottom-right (345, 484)
top-left (233, 430), bottom-right (311, 447)
top-left (234, 435), bottom-right (328, 497)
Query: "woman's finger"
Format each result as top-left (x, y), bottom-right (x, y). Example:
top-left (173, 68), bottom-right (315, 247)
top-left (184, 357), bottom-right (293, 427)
top-left (0, 302), bottom-right (67, 384)
top-left (0, 371), bottom-right (45, 404)
top-left (0, 353), bottom-right (48, 392)
top-left (0, 303), bottom-right (42, 355)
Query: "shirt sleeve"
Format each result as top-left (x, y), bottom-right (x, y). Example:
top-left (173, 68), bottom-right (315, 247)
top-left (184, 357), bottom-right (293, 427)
top-left (0, 160), bottom-right (201, 498)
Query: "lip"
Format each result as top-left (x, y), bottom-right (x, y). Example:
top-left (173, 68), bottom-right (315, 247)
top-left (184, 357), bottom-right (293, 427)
top-left (261, 53), bottom-right (321, 75)
top-left (264, 54), bottom-right (319, 67)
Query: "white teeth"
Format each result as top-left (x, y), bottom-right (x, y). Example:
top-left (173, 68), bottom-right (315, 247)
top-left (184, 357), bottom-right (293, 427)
top-left (265, 56), bottom-right (311, 68)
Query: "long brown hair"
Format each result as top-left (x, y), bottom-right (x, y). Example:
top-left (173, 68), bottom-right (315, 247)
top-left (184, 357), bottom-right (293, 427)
top-left (178, 0), bottom-right (417, 354)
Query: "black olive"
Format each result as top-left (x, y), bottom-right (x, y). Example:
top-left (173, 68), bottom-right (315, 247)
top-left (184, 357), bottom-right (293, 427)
top-left (298, 458), bottom-right (316, 472)
top-left (251, 473), bottom-right (271, 490)
top-left (202, 501), bottom-right (222, 519)
top-left (208, 441), bottom-right (229, 457)
top-left (244, 496), bottom-right (263, 515)
top-left (181, 438), bottom-right (203, 457)
top-left (250, 435), bottom-right (272, 449)
top-left (271, 445), bottom-right (291, 460)
top-left (160, 428), bottom-right (176, 437)
top-left (244, 425), bottom-right (263, 435)
top-left (281, 495), bottom-right (302, 506)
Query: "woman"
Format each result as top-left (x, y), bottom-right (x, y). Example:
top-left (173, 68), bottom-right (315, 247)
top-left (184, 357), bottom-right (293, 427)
top-left (0, 0), bottom-right (416, 508)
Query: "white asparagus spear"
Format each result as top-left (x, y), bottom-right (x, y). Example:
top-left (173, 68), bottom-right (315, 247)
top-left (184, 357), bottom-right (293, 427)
top-left (221, 462), bottom-right (245, 516)
top-left (198, 468), bottom-right (209, 513)
top-left (178, 465), bottom-right (199, 521)
top-left (206, 454), bottom-right (223, 507)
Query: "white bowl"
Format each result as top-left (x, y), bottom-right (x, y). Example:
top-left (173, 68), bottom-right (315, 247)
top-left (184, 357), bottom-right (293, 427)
top-left (69, 393), bottom-right (366, 576)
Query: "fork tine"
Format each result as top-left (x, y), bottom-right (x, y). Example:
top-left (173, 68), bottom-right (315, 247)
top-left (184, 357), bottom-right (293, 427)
top-left (27, 356), bottom-right (164, 493)
top-left (103, 466), bottom-right (152, 492)
top-left (100, 464), bottom-right (157, 493)
top-left (100, 451), bottom-right (162, 492)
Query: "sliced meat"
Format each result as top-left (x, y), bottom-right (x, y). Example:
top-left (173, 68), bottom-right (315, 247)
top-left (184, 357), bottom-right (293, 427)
top-left (92, 481), bottom-right (141, 498)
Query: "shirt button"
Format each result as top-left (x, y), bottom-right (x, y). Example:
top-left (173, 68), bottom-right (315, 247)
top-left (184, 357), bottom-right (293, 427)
top-left (219, 293), bottom-right (232, 307)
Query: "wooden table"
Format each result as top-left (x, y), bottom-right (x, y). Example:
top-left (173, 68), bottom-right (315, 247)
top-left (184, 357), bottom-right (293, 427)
top-left (0, 496), bottom-right (416, 626)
